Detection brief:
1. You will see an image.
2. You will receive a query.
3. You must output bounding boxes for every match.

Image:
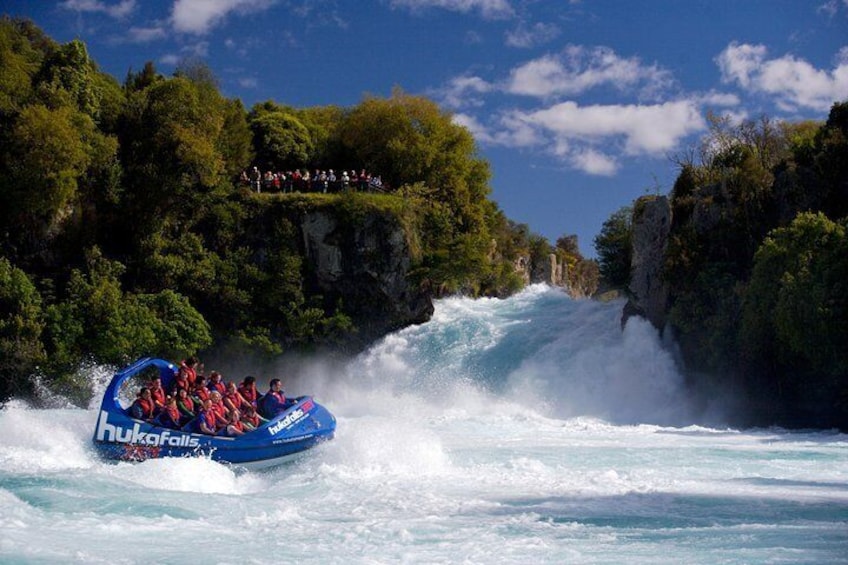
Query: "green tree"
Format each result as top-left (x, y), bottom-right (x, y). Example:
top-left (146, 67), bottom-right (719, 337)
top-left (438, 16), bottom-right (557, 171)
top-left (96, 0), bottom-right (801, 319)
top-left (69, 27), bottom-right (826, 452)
top-left (594, 206), bottom-right (632, 288)
top-left (0, 257), bottom-right (46, 399)
top-left (0, 104), bottom-right (92, 234)
top-left (249, 104), bottom-right (313, 170)
top-left (45, 248), bottom-right (211, 368)
top-left (0, 17), bottom-right (50, 115)
top-left (741, 212), bottom-right (848, 385)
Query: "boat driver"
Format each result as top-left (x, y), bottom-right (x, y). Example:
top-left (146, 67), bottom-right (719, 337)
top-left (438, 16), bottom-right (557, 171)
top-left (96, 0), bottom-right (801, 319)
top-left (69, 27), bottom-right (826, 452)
top-left (259, 378), bottom-right (288, 418)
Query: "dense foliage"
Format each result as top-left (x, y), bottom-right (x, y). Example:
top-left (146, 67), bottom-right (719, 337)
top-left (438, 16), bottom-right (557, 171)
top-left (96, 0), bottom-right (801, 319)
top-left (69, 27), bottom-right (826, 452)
top-left (596, 103), bottom-right (848, 428)
top-left (0, 19), bottom-right (560, 402)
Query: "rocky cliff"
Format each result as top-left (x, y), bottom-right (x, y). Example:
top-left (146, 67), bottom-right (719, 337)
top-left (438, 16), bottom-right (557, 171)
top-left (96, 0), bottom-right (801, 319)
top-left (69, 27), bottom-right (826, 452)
top-left (299, 207), bottom-right (434, 346)
top-left (624, 195), bottom-right (671, 331)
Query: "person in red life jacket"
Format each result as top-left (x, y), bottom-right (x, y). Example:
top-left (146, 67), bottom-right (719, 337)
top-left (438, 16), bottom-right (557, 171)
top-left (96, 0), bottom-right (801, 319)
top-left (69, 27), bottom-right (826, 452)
top-left (196, 399), bottom-right (218, 435)
top-left (149, 377), bottom-right (166, 412)
top-left (130, 387), bottom-right (155, 421)
top-left (223, 409), bottom-right (245, 437)
top-left (237, 375), bottom-right (259, 407)
top-left (175, 387), bottom-right (195, 424)
top-left (170, 370), bottom-right (189, 396)
top-left (207, 371), bottom-right (226, 395)
top-left (223, 381), bottom-right (248, 412)
top-left (179, 356), bottom-right (200, 387)
top-left (240, 404), bottom-right (267, 431)
top-left (208, 391), bottom-right (228, 428)
top-left (155, 396), bottom-right (181, 429)
top-left (192, 376), bottom-right (210, 406)
top-left (259, 378), bottom-right (289, 418)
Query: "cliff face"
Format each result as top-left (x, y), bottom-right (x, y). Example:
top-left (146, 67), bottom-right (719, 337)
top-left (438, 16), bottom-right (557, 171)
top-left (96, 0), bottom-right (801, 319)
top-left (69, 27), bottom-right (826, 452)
top-left (298, 207), bottom-right (434, 346)
top-left (624, 195), bottom-right (671, 331)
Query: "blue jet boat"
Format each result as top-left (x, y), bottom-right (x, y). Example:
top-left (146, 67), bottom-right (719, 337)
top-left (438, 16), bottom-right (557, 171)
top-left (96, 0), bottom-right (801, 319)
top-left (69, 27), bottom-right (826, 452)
top-left (92, 357), bottom-right (335, 469)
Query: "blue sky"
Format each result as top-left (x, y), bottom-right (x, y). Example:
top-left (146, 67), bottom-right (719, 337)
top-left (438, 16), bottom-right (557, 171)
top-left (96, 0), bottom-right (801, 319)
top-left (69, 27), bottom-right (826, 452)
top-left (8, 0), bottom-right (848, 255)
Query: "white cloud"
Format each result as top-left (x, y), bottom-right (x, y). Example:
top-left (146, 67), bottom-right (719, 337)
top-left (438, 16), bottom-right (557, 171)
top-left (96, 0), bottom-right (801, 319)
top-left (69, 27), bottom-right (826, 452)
top-left (127, 26), bottom-right (167, 43)
top-left (238, 77), bottom-right (258, 88)
top-left (505, 22), bottom-right (560, 48)
top-left (171, 0), bottom-right (277, 35)
top-left (463, 100), bottom-right (705, 175)
top-left (716, 42), bottom-right (848, 112)
top-left (59, 0), bottom-right (136, 18)
top-left (506, 46), bottom-right (673, 99)
top-left (817, 0), bottom-right (848, 18)
top-left (697, 90), bottom-right (741, 107)
top-left (569, 148), bottom-right (618, 176)
top-left (434, 75), bottom-right (493, 108)
top-left (452, 113), bottom-right (495, 143)
top-left (524, 100), bottom-right (705, 155)
top-left (389, 0), bottom-right (514, 19)
top-left (160, 53), bottom-right (180, 65)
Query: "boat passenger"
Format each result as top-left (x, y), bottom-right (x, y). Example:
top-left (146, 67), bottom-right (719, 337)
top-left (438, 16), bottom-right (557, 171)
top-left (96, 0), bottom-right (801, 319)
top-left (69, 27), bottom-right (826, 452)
top-left (130, 387), bottom-right (155, 421)
top-left (209, 391), bottom-right (228, 427)
top-left (192, 376), bottom-right (210, 405)
top-left (149, 377), bottom-right (166, 410)
top-left (175, 387), bottom-right (196, 424)
top-left (155, 396), bottom-right (182, 428)
top-left (207, 371), bottom-right (226, 395)
top-left (259, 378), bottom-right (288, 418)
top-left (223, 409), bottom-right (245, 437)
top-left (196, 399), bottom-right (218, 435)
top-left (237, 375), bottom-right (258, 406)
top-left (178, 356), bottom-right (200, 387)
top-left (223, 381), bottom-right (248, 412)
top-left (240, 405), bottom-right (267, 431)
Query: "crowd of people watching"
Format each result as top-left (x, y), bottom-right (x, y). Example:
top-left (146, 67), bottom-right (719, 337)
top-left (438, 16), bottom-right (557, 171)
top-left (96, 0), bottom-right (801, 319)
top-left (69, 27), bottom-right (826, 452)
top-left (129, 357), bottom-right (295, 437)
top-left (240, 166), bottom-right (385, 194)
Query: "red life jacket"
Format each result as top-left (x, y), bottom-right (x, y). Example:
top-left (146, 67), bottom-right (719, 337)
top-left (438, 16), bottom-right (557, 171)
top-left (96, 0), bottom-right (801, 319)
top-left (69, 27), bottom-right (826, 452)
top-left (209, 381), bottom-right (226, 395)
top-left (150, 386), bottom-right (166, 407)
top-left (238, 384), bottom-right (257, 403)
top-left (193, 387), bottom-right (209, 403)
top-left (180, 362), bottom-right (197, 386)
top-left (200, 409), bottom-right (217, 432)
top-left (225, 391), bottom-right (244, 409)
top-left (133, 397), bottom-right (154, 419)
top-left (172, 375), bottom-right (189, 393)
top-left (177, 396), bottom-right (195, 416)
top-left (210, 401), bottom-right (227, 421)
top-left (164, 405), bottom-right (180, 425)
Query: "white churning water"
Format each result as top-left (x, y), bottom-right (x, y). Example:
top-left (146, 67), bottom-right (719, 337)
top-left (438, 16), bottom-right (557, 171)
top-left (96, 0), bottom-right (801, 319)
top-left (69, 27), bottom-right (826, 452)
top-left (1, 286), bottom-right (846, 563)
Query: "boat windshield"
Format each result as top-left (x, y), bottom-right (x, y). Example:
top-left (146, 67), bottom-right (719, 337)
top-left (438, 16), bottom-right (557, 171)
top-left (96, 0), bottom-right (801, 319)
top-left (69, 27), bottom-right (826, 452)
top-left (116, 365), bottom-right (162, 410)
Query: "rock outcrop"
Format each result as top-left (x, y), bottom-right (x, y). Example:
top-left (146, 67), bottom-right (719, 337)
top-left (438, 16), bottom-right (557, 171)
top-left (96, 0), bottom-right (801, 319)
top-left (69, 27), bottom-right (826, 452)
top-left (624, 195), bottom-right (671, 331)
top-left (299, 207), bottom-right (433, 347)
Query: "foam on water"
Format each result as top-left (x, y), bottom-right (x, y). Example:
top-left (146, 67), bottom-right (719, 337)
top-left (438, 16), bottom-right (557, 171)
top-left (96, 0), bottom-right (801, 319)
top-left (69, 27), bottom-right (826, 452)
top-left (1, 286), bottom-right (846, 563)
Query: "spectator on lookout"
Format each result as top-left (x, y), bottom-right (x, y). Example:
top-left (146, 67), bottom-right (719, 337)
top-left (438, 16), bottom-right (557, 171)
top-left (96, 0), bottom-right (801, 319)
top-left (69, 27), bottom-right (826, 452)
top-left (259, 378), bottom-right (288, 418)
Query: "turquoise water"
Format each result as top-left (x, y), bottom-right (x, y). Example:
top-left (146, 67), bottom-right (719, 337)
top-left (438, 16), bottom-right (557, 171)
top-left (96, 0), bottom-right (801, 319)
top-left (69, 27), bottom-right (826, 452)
top-left (1, 286), bottom-right (846, 563)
